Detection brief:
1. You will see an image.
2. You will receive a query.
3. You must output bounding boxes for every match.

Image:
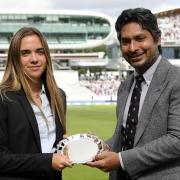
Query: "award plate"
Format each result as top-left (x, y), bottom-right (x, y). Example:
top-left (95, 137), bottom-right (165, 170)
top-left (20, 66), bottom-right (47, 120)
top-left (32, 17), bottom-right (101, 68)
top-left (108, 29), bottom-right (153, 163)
top-left (54, 133), bottom-right (104, 164)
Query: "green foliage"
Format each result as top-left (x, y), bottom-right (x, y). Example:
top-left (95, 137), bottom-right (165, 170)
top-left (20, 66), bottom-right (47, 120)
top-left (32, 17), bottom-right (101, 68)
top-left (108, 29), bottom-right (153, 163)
top-left (63, 104), bottom-right (116, 180)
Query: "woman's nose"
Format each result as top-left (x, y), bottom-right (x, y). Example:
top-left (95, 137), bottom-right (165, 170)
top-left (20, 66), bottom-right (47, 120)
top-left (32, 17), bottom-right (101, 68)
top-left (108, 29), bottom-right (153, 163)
top-left (31, 53), bottom-right (38, 63)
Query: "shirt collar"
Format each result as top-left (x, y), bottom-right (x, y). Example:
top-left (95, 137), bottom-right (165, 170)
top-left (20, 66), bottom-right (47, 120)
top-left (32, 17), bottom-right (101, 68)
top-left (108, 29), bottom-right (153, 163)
top-left (134, 55), bottom-right (161, 86)
top-left (40, 84), bottom-right (46, 95)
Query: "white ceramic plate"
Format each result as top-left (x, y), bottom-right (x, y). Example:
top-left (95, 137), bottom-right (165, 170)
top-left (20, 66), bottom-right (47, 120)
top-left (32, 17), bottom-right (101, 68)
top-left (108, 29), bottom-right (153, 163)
top-left (54, 133), bottom-right (104, 164)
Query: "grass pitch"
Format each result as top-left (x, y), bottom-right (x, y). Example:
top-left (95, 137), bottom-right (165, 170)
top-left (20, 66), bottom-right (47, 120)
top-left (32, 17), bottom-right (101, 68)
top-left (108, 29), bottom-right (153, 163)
top-left (63, 104), bottom-right (116, 180)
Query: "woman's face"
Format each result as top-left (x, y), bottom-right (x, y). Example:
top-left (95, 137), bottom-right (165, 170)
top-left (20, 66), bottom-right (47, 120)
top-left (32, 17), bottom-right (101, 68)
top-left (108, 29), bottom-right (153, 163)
top-left (20, 34), bottom-right (47, 82)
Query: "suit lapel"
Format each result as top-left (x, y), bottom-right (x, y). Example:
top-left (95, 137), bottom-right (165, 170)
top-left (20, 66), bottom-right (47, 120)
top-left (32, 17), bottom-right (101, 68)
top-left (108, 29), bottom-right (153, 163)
top-left (17, 90), bottom-right (42, 152)
top-left (134, 59), bottom-right (170, 146)
top-left (116, 74), bottom-right (134, 132)
top-left (54, 115), bottom-right (64, 146)
top-left (44, 86), bottom-right (64, 146)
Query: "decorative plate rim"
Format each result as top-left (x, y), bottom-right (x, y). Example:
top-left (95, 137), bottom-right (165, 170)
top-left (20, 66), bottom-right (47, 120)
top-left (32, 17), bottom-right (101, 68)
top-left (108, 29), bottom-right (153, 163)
top-left (53, 133), bottom-right (104, 163)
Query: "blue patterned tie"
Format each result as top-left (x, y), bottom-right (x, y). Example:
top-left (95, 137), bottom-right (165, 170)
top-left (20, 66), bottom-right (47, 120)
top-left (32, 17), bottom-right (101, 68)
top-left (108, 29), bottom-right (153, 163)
top-left (122, 75), bottom-right (144, 150)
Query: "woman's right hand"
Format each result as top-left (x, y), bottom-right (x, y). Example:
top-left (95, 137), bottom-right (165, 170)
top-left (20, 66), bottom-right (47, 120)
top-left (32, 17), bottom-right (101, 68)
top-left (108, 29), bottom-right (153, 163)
top-left (52, 153), bottom-right (72, 171)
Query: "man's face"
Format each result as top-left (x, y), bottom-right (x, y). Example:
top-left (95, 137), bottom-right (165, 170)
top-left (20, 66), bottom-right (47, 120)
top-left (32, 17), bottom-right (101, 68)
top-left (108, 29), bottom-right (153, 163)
top-left (119, 22), bottom-right (160, 73)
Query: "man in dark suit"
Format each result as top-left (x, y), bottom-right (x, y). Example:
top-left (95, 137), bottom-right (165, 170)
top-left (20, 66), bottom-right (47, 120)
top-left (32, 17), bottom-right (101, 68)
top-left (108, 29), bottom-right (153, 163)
top-left (88, 8), bottom-right (180, 180)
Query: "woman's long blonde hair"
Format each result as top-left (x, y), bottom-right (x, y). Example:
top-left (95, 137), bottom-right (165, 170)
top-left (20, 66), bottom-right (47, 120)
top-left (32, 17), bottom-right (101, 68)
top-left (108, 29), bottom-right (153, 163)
top-left (0, 27), bottom-right (66, 132)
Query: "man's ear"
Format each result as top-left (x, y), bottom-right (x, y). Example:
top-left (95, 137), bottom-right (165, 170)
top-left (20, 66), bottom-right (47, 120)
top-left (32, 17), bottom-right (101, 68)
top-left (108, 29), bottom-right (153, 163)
top-left (157, 36), bottom-right (161, 46)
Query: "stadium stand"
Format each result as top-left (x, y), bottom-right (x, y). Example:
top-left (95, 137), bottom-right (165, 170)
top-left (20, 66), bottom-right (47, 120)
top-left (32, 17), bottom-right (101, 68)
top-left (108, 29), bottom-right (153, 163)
top-left (156, 8), bottom-right (180, 41)
top-left (0, 8), bottom-right (180, 103)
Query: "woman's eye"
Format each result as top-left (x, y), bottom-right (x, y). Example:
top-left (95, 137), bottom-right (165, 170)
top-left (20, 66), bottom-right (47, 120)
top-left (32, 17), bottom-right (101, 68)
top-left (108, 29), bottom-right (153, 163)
top-left (21, 51), bottom-right (29, 56)
top-left (37, 49), bottom-right (45, 55)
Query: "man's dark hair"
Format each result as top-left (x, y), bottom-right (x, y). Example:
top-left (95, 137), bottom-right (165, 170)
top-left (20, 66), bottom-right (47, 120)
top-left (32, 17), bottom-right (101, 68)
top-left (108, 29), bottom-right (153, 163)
top-left (115, 8), bottom-right (162, 53)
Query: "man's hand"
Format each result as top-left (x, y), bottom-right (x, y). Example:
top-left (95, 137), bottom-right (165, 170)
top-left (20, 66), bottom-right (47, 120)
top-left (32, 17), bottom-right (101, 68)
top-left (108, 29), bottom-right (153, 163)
top-left (86, 151), bottom-right (120, 172)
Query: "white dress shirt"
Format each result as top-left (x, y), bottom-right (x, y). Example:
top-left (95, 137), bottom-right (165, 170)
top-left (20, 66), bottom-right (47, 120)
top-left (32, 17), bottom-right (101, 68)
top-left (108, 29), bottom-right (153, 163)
top-left (31, 85), bottom-right (56, 153)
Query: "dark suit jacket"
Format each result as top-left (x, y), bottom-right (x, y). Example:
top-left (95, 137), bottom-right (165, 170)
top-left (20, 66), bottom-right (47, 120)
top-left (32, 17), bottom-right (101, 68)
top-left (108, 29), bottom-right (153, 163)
top-left (108, 58), bottom-right (180, 180)
top-left (0, 88), bottom-right (65, 180)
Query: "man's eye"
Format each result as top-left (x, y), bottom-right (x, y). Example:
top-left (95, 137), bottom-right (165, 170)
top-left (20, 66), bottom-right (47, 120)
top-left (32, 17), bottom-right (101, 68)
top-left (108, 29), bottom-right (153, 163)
top-left (121, 39), bottom-right (130, 45)
top-left (136, 37), bottom-right (146, 42)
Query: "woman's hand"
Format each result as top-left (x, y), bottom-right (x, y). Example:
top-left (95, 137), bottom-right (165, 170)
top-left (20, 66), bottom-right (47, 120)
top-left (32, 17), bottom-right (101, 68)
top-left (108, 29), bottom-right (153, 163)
top-left (63, 134), bottom-right (68, 139)
top-left (52, 153), bottom-right (72, 171)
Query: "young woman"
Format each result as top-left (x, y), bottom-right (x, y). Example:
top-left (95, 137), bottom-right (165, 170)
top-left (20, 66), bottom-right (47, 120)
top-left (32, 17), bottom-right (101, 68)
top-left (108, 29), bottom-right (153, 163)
top-left (0, 27), bottom-right (72, 180)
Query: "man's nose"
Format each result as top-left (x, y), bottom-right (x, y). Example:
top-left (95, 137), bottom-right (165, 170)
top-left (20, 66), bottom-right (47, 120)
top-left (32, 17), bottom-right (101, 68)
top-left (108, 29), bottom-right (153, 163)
top-left (129, 41), bottom-right (138, 52)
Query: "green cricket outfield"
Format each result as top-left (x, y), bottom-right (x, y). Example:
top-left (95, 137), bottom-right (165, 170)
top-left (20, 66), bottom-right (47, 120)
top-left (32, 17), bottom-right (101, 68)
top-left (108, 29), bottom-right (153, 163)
top-left (63, 104), bottom-right (116, 180)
